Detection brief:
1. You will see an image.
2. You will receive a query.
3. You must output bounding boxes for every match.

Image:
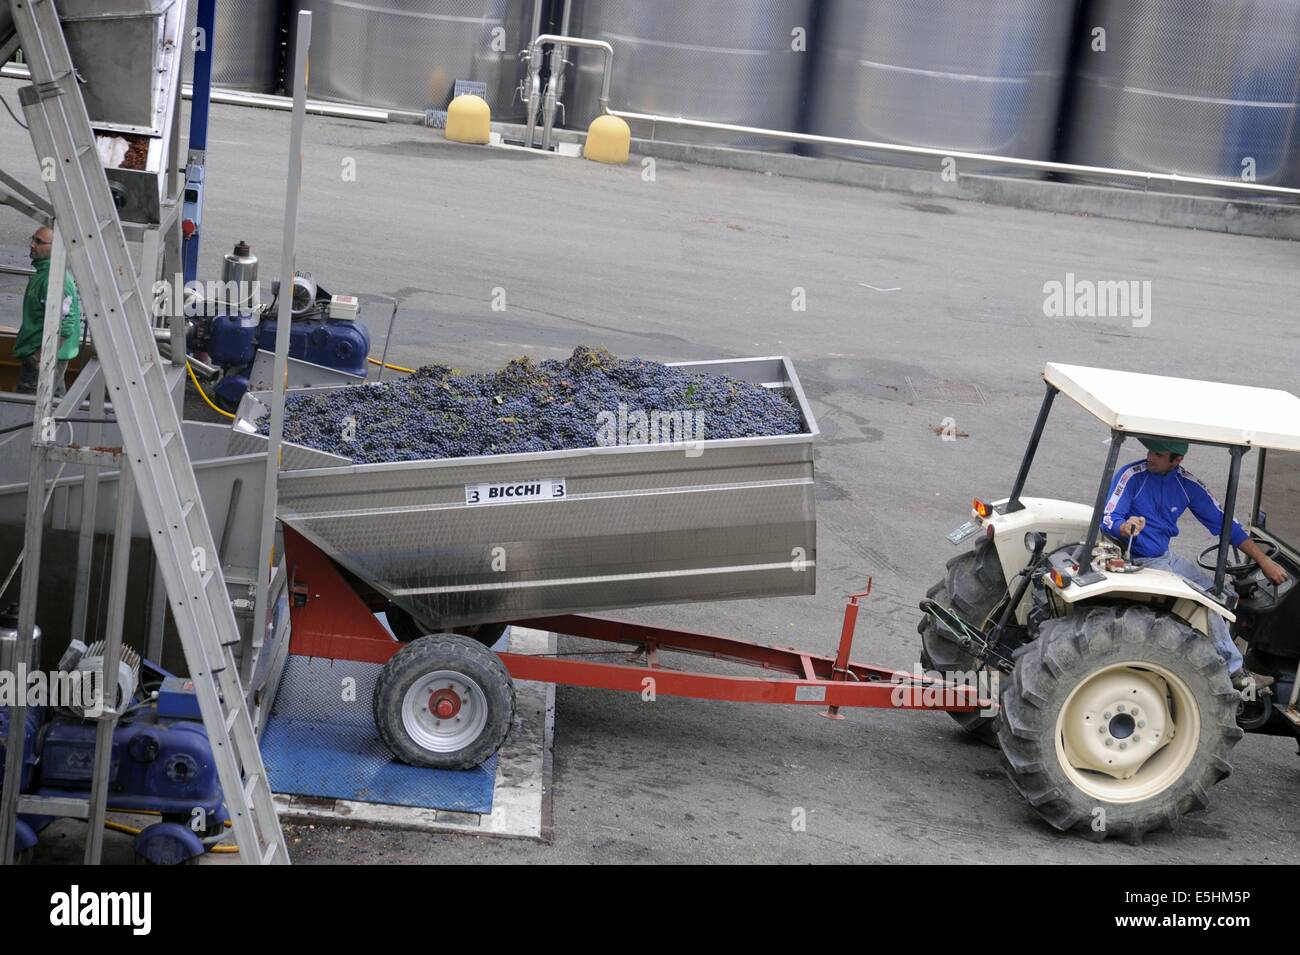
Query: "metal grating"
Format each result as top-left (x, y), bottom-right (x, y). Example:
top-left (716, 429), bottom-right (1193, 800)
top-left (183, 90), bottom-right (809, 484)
top-left (261, 654), bottom-right (497, 814)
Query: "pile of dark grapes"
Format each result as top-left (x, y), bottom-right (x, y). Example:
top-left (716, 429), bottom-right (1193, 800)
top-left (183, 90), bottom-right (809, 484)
top-left (264, 346), bottom-right (805, 463)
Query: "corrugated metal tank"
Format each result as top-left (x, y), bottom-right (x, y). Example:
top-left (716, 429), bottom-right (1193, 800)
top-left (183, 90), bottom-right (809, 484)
top-left (287, 0), bottom-right (531, 119)
top-left (181, 0), bottom-right (285, 93)
top-left (564, 0), bottom-right (815, 149)
top-left (1064, 0), bottom-right (1300, 189)
top-left (808, 0), bottom-right (1076, 169)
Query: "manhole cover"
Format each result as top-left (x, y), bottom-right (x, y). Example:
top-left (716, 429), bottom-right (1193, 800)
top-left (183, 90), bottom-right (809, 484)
top-left (905, 377), bottom-right (986, 405)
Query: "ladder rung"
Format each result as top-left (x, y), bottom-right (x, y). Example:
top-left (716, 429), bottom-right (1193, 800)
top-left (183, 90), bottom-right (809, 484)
top-left (77, 143), bottom-right (94, 157)
top-left (199, 569), bottom-right (214, 588)
top-left (180, 498), bottom-right (196, 518)
top-left (261, 842), bottom-right (279, 865)
top-left (224, 704), bottom-right (241, 734)
top-left (161, 429), bottom-right (176, 447)
top-left (243, 774), bottom-right (261, 807)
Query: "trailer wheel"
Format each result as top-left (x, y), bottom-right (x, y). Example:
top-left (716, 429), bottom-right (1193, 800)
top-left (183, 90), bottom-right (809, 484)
top-left (918, 538), bottom-right (1007, 745)
top-left (373, 633), bottom-right (515, 770)
top-left (998, 604), bottom-right (1241, 843)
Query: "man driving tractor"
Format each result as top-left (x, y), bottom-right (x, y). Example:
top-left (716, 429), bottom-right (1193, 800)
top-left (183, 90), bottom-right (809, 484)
top-left (1101, 437), bottom-right (1288, 691)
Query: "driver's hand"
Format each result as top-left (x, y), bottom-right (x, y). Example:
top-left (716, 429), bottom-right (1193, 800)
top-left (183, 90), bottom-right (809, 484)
top-left (1260, 557), bottom-right (1289, 586)
top-left (1120, 516), bottom-right (1146, 537)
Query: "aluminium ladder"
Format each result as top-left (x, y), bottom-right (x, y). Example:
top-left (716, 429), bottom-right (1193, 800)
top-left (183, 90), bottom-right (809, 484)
top-left (3, 0), bottom-right (287, 864)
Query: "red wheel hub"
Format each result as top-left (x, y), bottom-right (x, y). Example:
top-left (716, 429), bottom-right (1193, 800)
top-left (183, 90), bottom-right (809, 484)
top-left (428, 688), bottom-right (461, 720)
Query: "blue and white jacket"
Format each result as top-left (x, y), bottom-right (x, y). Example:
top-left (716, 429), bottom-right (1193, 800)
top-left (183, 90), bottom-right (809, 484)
top-left (1099, 460), bottom-right (1248, 560)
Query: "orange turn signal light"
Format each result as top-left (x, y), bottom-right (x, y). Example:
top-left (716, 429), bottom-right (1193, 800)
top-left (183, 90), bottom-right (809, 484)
top-left (1050, 568), bottom-right (1070, 589)
top-left (972, 499), bottom-right (992, 519)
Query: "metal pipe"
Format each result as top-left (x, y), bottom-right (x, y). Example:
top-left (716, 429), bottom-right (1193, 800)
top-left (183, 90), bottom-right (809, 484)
top-left (83, 459), bottom-right (133, 865)
top-left (69, 376), bottom-right (106, 646)
top-left (525, 33), bottom-right (613, 149)
top-left (1213, 446), bottom-right (1245, 596)
top-left (541, 1), bottom-right (572, 152)
top-left (194, 86), bottom-right (396, 123)
top-left (1005, 384), bottom-right (1058, 513)
top-left (253, 11), bottom-right (311, 684)
top-left (1, 221), bottom-right (66, 864)
top-left (377, 297), bottom-right (398, 384)
top-left (1075, 431), bottom-right (1126, 576)
top-left (523, 56), bottom-right (543, 148)
top-left (609, 111), bottom-right (1300, 199)
top-left (186, 354), bottom-right (220, 379)
top-left (0, 167), bottom-right (53, 224)
top-left (528, 0), bottom-right (543, 48)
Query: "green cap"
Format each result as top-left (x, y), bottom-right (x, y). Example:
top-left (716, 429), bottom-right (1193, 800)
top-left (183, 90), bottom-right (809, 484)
top-left (1139, 437), bottom-right (1189, 457)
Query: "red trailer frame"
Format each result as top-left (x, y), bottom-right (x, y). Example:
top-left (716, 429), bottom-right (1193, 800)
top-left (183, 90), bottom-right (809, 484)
top-left (282, 528), bottom-right (990, 717)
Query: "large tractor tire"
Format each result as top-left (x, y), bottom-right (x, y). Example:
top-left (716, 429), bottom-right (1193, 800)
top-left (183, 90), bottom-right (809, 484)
top-left (374, 633), bottom-right (516, 770)
top-left (918, 537), bottom-right (1007, 746)
top-left (998, 604), bottom-right (1242, 844)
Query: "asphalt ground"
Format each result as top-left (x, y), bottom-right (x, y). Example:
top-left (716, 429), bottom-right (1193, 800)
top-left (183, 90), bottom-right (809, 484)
top-left (2, 89), bottom-right (1298, 863)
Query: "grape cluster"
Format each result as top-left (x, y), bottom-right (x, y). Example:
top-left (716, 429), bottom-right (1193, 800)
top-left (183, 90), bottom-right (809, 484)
top-left (265, 346), bottom-right (805, 464)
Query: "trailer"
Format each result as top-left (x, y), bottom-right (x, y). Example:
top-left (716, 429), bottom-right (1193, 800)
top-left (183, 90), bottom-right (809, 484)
top-left (232, 356), bottom-right (989, 768)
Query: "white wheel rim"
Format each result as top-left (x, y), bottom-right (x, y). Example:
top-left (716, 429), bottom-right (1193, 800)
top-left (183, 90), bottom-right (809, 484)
top-left (401, 670), bottom-right (489, 755)
top-left (1054, 660), bottom-right (1200, 804)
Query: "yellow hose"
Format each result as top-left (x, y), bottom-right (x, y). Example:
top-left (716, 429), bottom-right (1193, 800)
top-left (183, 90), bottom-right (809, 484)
top-left (186, 361), bottom-right (236, 420)
top-left (191, 354), bottom-right (411, 423)
top-left (368, 356), bottom-right (415, 374)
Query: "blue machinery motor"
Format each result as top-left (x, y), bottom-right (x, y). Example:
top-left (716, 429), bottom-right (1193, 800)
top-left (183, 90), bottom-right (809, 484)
top-left (0, 662), bottom-right (231, 865)
top-left (195, 241), bottom-right (371, 409)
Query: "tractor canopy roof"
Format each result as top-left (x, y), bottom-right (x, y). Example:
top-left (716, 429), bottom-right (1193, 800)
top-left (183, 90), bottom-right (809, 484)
top-left (1043, 362), bottom-right (1300, 452)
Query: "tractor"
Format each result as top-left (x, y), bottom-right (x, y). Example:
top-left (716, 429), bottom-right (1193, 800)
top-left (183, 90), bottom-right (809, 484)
top-left (920, 362), bottom-right (1300, 842)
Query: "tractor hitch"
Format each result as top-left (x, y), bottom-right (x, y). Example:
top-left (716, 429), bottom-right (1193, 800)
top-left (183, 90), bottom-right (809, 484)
top-left (918, 599), bottom-right (1018, 672)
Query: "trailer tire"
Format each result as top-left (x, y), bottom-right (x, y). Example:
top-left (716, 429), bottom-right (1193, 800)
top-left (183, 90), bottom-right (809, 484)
top-left (374, 634), bottom-right (516, 770)
top-left (997, 604), bottom-right (1241, 843)
top-left (918, 538), bottom-right (1006, 746)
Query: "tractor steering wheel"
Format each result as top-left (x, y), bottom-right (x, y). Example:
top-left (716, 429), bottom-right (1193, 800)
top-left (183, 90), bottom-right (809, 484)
top-left (1197, 535), bottom-right (1278, 579)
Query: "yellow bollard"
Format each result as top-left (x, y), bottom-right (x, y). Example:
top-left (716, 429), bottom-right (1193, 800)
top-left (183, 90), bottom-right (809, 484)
top-left (584, 114), bottom-right (630, 164)
top-left (444, 94), bottom-right (491, 145)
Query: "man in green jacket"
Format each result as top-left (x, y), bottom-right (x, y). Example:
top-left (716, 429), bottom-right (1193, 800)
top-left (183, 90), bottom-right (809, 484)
top-left (16, 225), bottom-right (81, 397)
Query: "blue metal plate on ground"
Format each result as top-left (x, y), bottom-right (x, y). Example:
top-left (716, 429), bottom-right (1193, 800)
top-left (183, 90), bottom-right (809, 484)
top-left (261, 654), bottom-right (496, 814)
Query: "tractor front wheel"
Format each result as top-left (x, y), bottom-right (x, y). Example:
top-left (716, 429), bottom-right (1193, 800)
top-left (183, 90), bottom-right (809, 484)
top-left (998, 604), bottom-right (1241, 843)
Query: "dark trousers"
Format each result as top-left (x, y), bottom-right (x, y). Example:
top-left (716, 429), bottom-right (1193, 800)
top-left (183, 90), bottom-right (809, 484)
top-left (17, 353), bottom-right (68, 398)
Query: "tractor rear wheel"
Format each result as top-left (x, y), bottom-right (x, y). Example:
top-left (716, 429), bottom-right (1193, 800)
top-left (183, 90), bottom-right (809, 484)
top-left (918, 537), bottom-right (1007, 746)
top-left (997, 604), bottom-right (1241, 843)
